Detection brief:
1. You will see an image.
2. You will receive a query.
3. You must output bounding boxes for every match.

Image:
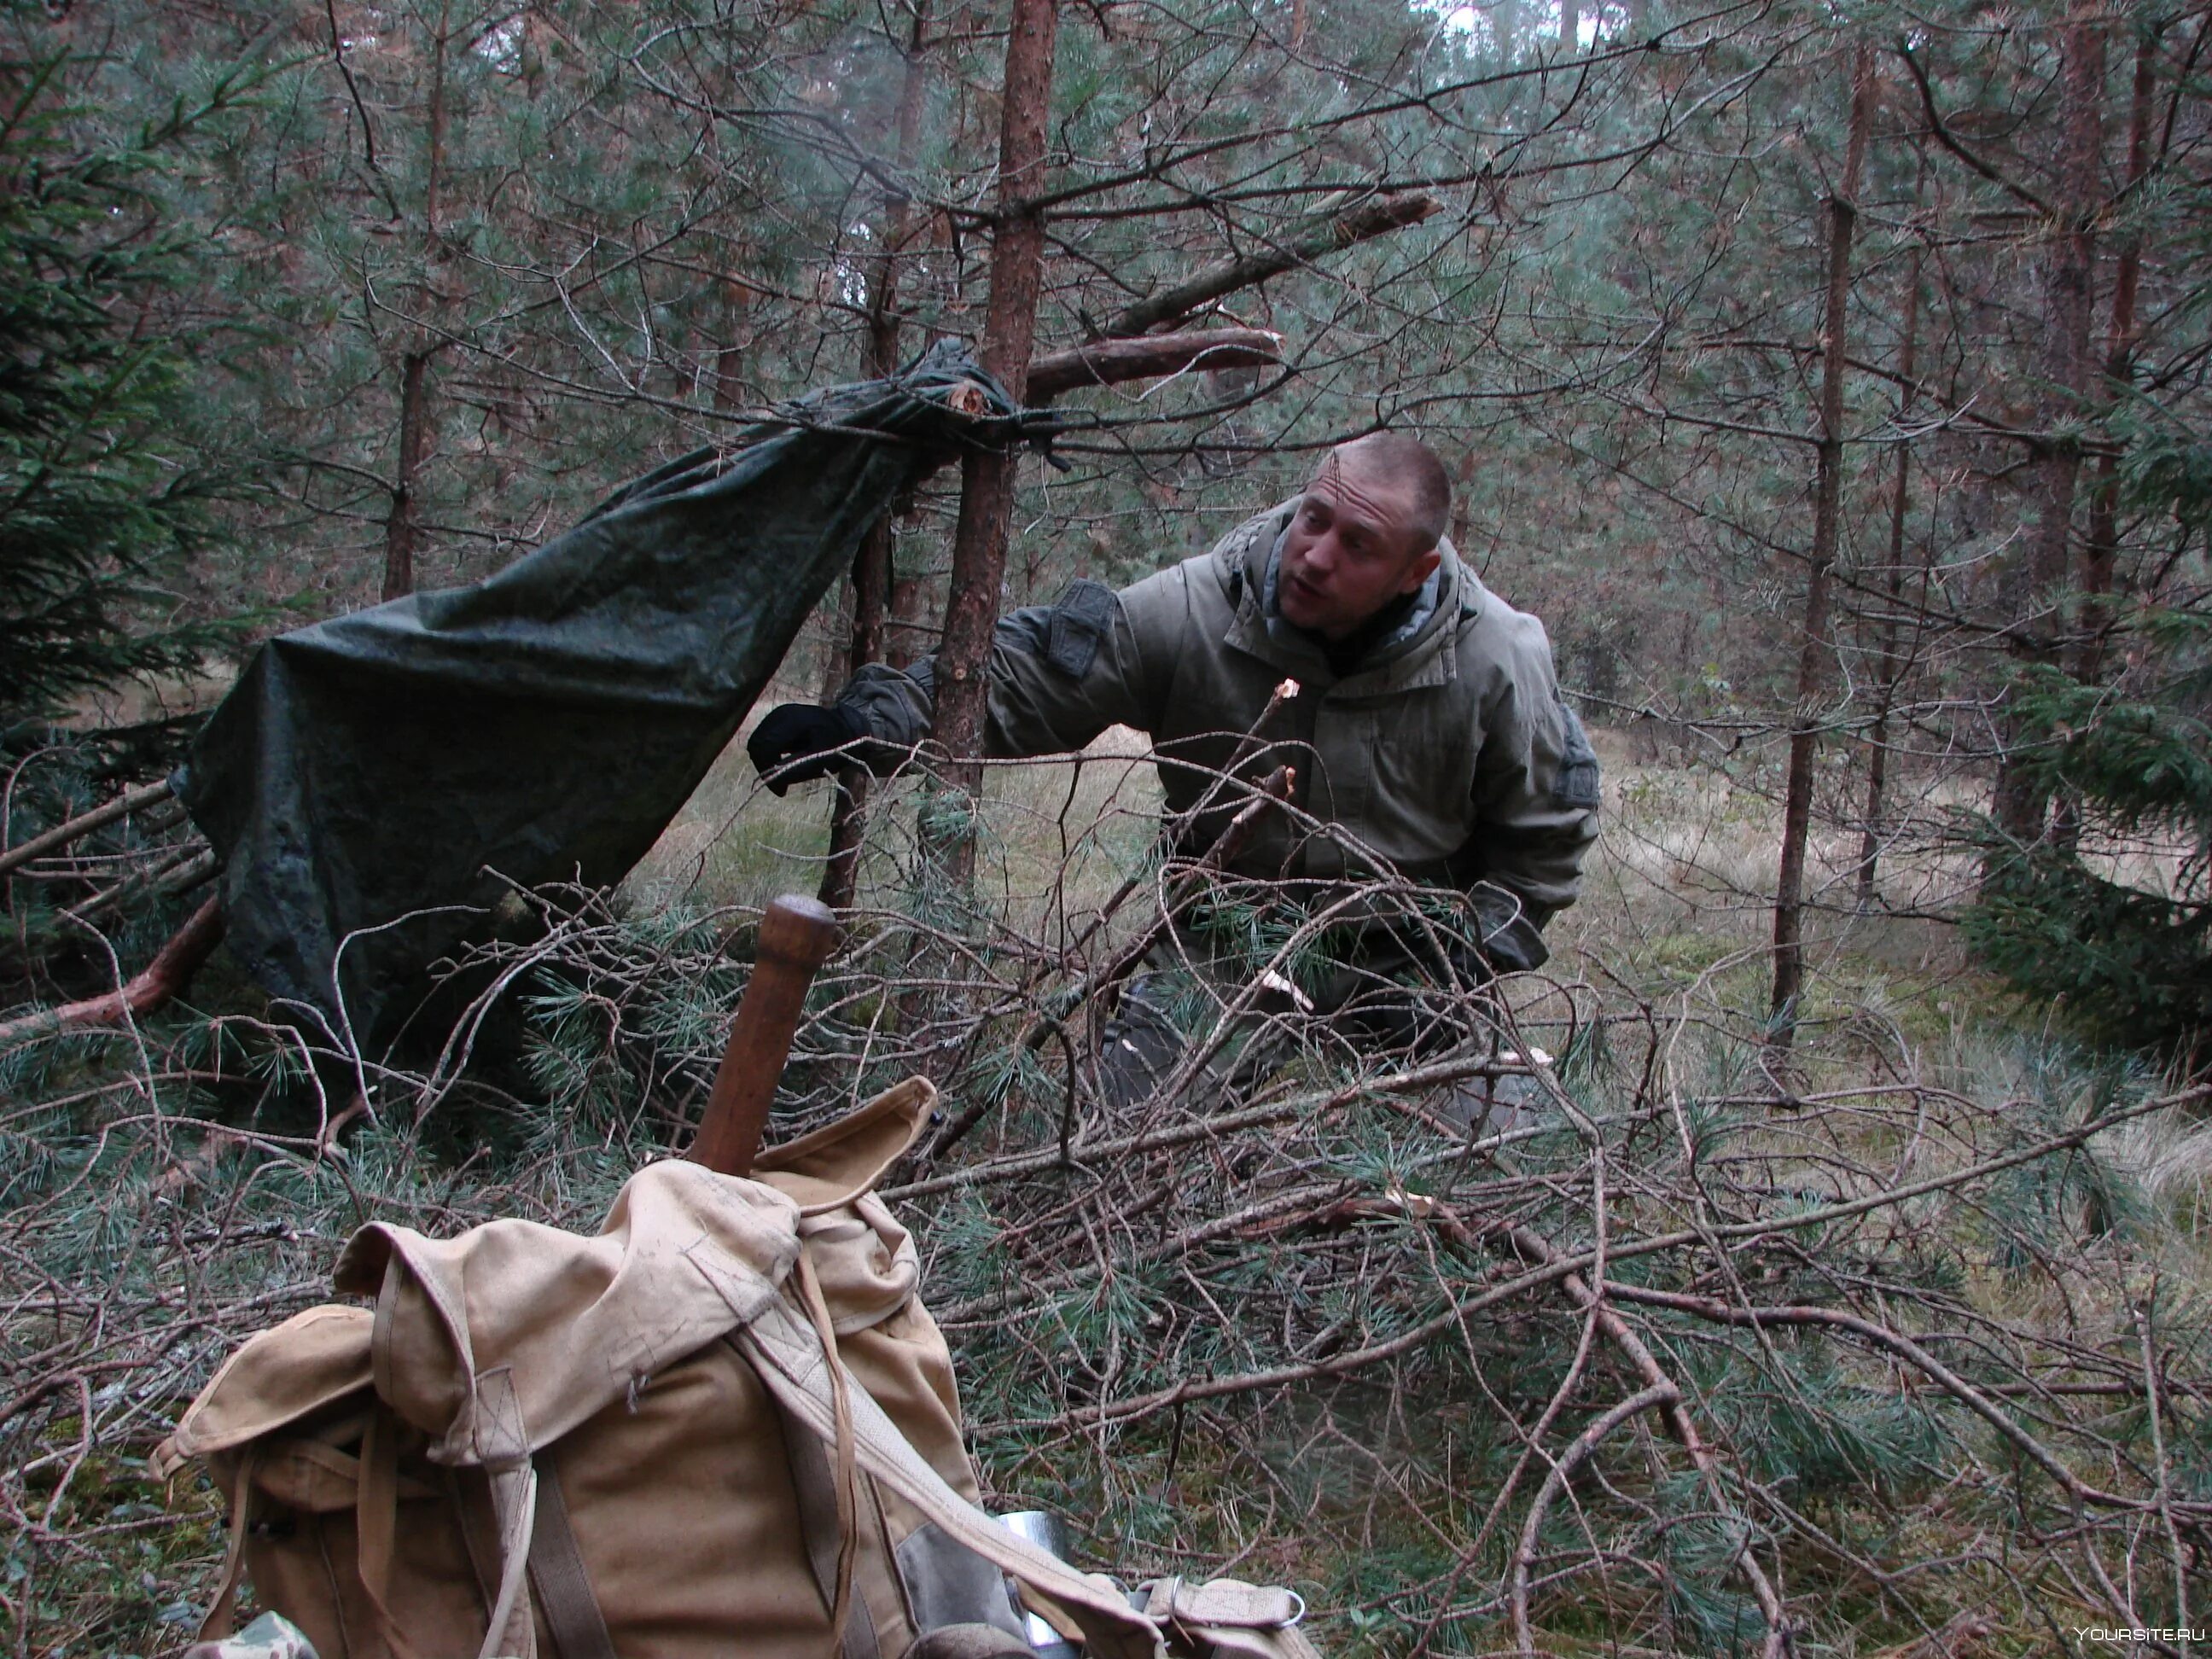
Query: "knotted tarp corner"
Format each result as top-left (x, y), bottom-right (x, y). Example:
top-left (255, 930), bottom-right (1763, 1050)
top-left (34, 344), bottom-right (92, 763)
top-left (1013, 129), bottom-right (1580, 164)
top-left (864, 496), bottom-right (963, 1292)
top-left (177, 341), bottom-right (1037, 1046)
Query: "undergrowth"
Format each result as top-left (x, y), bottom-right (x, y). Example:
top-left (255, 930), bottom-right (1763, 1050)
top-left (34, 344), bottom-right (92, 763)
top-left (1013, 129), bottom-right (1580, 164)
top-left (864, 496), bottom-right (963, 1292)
top-left (3, 742), bottom-right (2209, 1656)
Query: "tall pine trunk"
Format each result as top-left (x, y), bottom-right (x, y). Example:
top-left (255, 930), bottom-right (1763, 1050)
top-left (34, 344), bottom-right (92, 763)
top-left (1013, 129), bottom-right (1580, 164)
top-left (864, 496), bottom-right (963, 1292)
top-left (381, 349), bottom-right (432, 602)
top-left (923, 0), bottom-right (1058, 895)
top-left (1854, 160), bottom-right (1927, 908)
top-left (1769, 44), bottom-right (1873, 1045)
top-left (381, 0), bottom-right (451, 603)
top-left (2073, 25), bottom-right (2157, 688)
top-left (820, 1), bottom-right (933, 911)
top-left (1988, 2), bottom-right (2105, 853)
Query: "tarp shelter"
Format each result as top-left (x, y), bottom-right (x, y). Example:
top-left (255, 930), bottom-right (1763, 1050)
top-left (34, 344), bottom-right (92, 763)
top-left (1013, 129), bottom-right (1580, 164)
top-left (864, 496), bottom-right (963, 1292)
top-left (177, 342), bottom-right (1035, 1047)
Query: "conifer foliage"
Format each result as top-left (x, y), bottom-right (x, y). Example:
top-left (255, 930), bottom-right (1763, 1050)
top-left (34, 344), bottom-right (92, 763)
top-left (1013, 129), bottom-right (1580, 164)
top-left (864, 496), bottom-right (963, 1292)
top-left (0, 10), bottom-right (236, 724)
top-left (1967, 600), bottom-right (2212, 1052)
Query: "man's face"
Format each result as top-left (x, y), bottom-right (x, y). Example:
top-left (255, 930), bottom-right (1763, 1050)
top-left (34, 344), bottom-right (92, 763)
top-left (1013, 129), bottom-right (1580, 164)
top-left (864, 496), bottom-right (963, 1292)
top-left (1275, 452), bottom-right (1441, 640)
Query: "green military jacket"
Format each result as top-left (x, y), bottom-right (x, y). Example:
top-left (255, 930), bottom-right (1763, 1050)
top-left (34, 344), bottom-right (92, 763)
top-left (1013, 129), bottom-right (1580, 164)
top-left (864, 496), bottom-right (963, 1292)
top-left (837, 499), bottom-right (1601, 970)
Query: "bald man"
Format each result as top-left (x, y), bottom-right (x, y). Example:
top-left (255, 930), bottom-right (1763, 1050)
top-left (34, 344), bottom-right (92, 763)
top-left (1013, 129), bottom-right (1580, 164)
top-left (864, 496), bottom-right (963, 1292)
top-left (752, 434), bottom-right (1601, 1103)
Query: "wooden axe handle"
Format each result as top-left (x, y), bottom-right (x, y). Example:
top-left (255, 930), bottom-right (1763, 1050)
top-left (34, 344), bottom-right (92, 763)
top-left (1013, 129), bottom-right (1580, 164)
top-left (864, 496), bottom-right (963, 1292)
top-left (688, 894), bottom-right (841, 1177)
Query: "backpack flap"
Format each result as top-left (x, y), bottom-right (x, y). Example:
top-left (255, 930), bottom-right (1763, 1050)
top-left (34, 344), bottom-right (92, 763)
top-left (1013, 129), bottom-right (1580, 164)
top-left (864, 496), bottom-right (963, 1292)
top-left (331, 1158), bottom-right (801, 1462)
top-left (754, 1074), bottom-right (934, 1216)
top-left (795, 1198), bottom-right (920, 1336)
top-left (154, 1307), bottom-right (375, 1478)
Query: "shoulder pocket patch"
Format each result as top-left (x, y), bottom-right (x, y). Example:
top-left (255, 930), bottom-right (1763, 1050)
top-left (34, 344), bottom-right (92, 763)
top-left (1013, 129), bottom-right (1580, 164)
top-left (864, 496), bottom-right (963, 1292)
top-left (1046, 578), bottom-right (1117, 678)
top-left (1555, 702), bottom-right (1602, 811)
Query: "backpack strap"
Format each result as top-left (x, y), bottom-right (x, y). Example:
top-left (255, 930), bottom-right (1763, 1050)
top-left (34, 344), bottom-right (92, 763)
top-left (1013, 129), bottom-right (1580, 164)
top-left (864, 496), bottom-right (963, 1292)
top-left (526, 1461), bottom-right (617, 1659)
top-left (192, 1451), bottom-right (260, 1643)
top-left (794, 1250), bottom-right (863, 1658)
top-left (1140, 1578), bottom-right (1319, 1659)
top-left (713, 1277), bottom-right (1161, 1659)
top-left (468, 1365), bottom-right (539, 1659)
top-left (775, 1391), bottom-right (886, 1659)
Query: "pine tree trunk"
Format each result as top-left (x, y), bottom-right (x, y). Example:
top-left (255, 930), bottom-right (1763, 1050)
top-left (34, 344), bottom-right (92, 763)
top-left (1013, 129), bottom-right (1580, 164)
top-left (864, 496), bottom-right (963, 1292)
top-left (820, 1), bottom-right (934, 912)
top-left (1988, 3), bottom-right (2106, 853)
top-left (923, 0), bottom-right (1058, 894)
top-left (381, 3), bottom-right (450, 605)
top-left (1769, 44), bottom-right (1873, 1045)
top-left (713, 278), bottom-right (753, 414)
top-left (1854, 164), bottom-right (1927, 909)
top-left (381, 347), bottom-right (431, 602)
top-left (2073, 26), bottom-right (2157, 689)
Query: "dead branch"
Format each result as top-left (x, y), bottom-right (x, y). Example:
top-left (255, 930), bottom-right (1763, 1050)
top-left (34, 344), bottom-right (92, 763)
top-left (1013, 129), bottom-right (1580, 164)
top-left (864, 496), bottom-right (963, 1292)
top-left (1026, 328), bottom-right (1284, 401)
top-left (0, 895), bottom-right (225, 1050)
top-left (1102, 193), bottom-right (1442, 337)
top-left (0, 778), bottom-right (175, 881)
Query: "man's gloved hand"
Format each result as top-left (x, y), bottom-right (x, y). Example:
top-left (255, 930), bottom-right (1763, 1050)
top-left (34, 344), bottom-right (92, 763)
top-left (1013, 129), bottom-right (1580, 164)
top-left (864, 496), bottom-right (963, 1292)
top-left (748, 702), bottom-right (864, 795)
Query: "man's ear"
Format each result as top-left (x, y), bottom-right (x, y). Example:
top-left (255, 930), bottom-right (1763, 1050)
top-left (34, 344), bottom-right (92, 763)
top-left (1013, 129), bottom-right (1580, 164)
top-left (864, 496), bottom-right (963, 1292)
top-left (1398, 545), bottom-right (1441, 595)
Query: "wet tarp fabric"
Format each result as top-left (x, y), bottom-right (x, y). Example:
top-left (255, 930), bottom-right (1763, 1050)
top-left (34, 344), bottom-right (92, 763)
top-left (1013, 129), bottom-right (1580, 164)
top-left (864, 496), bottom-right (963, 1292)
top-left (177, 343), bottom-right (1031, 1046)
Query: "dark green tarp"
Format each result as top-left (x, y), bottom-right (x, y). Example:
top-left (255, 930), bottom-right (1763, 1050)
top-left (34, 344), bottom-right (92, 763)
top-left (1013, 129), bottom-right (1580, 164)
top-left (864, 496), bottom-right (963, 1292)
top-left (177, 342), bottom-right (1030, 1047)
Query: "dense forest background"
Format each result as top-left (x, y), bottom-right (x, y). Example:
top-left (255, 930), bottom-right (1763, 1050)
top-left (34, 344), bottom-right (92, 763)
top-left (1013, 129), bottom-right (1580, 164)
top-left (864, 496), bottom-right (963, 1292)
top-left (16, 0), bottom-right (2212, 1030)
top-left (6, 0), bottom-right (2212, 1653)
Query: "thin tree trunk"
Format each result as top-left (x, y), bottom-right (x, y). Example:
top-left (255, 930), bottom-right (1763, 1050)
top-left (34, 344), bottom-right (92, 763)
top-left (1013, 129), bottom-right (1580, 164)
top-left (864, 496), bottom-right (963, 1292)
top-left (1770, 44), bottom-right (1874, 1045)
top-left (2073, 25), bottom-right (2157, 688)
top-left (923, 0), bottom-right (1059, 893)
top-left (713, 278), bottom-right (753, 414)
top-left (381, 347), bottom-right (431, 602)
top-left (381, 2), bottom-right (450, 604)
top-left (1560, 0), bottom-right (1580, 49)
top-left (422, 0), bottom-right (449, 233)
top-left (1989, 2), bottom-right (2106, 853)
top-left (1854, 162), bottom-right (1928, 908)
top-left (820, 0), bottom-right (934, 911)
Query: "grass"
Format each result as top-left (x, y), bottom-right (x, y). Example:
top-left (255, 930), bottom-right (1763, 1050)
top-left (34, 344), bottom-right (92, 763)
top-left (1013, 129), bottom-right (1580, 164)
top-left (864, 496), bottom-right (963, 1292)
top-left (3, 715), bottom-right (2208, 1657)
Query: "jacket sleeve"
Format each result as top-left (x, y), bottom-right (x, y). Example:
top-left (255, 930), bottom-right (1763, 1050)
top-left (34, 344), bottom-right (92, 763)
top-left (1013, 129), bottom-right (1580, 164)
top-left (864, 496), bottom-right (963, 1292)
top-left (831, 573), bottom-right (1177, 764)
top-left (1459, 614), bottom-right (1602, 973)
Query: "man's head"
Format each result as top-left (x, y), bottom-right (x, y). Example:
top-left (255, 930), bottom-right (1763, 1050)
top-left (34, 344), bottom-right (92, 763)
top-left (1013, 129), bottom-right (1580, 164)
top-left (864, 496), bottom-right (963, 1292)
top-left (1275, 433), bottom-right (1452, 640)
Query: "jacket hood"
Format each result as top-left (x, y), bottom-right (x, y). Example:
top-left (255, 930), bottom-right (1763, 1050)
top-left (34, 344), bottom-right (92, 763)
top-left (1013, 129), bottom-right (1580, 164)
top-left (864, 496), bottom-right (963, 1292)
top-left (1211, 496), bottom-right (1481, 684)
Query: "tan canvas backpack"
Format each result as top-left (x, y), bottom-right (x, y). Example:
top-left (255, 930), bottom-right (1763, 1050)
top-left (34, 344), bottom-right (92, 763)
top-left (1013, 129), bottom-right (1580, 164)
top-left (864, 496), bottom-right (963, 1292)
top-left (156, 1080), bottom-right (1310, 1659)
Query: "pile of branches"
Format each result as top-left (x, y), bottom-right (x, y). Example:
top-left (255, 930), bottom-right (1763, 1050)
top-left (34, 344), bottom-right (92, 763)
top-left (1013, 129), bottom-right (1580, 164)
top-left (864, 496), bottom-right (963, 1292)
top-left (3, 762), bottom-right (2209, 1656)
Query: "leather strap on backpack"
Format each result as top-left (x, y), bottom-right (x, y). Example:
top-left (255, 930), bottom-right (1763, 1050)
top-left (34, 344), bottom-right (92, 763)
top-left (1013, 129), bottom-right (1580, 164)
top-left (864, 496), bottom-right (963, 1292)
top-left (795, 1251), bottom-right (862, 1658)
top-left (526, 1463), bottom-right (617, 1659)
top-left (191, 1451), bottom-right (261, 1644)
top-left (713, 1280), bottom-right (1161, 1659)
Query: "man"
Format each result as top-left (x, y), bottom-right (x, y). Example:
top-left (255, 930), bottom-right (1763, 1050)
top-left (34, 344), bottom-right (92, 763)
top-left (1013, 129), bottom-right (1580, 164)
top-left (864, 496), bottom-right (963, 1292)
top-left (751, 432), bottom-right (1601, 1103)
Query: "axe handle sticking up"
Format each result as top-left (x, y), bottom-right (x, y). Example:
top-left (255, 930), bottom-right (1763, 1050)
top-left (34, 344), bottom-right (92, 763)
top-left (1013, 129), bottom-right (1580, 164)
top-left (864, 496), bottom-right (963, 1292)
top-left (688, 893), bottom-right (842, 1177)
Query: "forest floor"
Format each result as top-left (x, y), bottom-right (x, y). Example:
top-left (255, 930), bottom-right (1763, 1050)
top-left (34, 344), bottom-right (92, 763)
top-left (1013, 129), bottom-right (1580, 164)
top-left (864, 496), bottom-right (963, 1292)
top-left (3, 710), bottom-right (2209, 1657)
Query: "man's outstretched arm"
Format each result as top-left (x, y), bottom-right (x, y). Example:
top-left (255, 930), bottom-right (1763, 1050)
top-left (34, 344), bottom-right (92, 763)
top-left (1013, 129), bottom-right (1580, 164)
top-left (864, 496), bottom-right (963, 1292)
top-left (748, 576), bottom-right (1169, 791)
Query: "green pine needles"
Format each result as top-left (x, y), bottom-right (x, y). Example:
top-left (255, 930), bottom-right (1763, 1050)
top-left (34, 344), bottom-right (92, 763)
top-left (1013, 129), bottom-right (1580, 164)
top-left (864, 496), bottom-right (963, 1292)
top-left (0, 21), bottom-right (245, 724)
top-left (1966, 604), bottom-right (2212, 1051)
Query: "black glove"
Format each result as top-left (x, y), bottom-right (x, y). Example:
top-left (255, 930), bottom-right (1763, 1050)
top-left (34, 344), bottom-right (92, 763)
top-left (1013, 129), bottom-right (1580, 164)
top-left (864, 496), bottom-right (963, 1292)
top-left (748, 702), bottom-right (864, 795)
